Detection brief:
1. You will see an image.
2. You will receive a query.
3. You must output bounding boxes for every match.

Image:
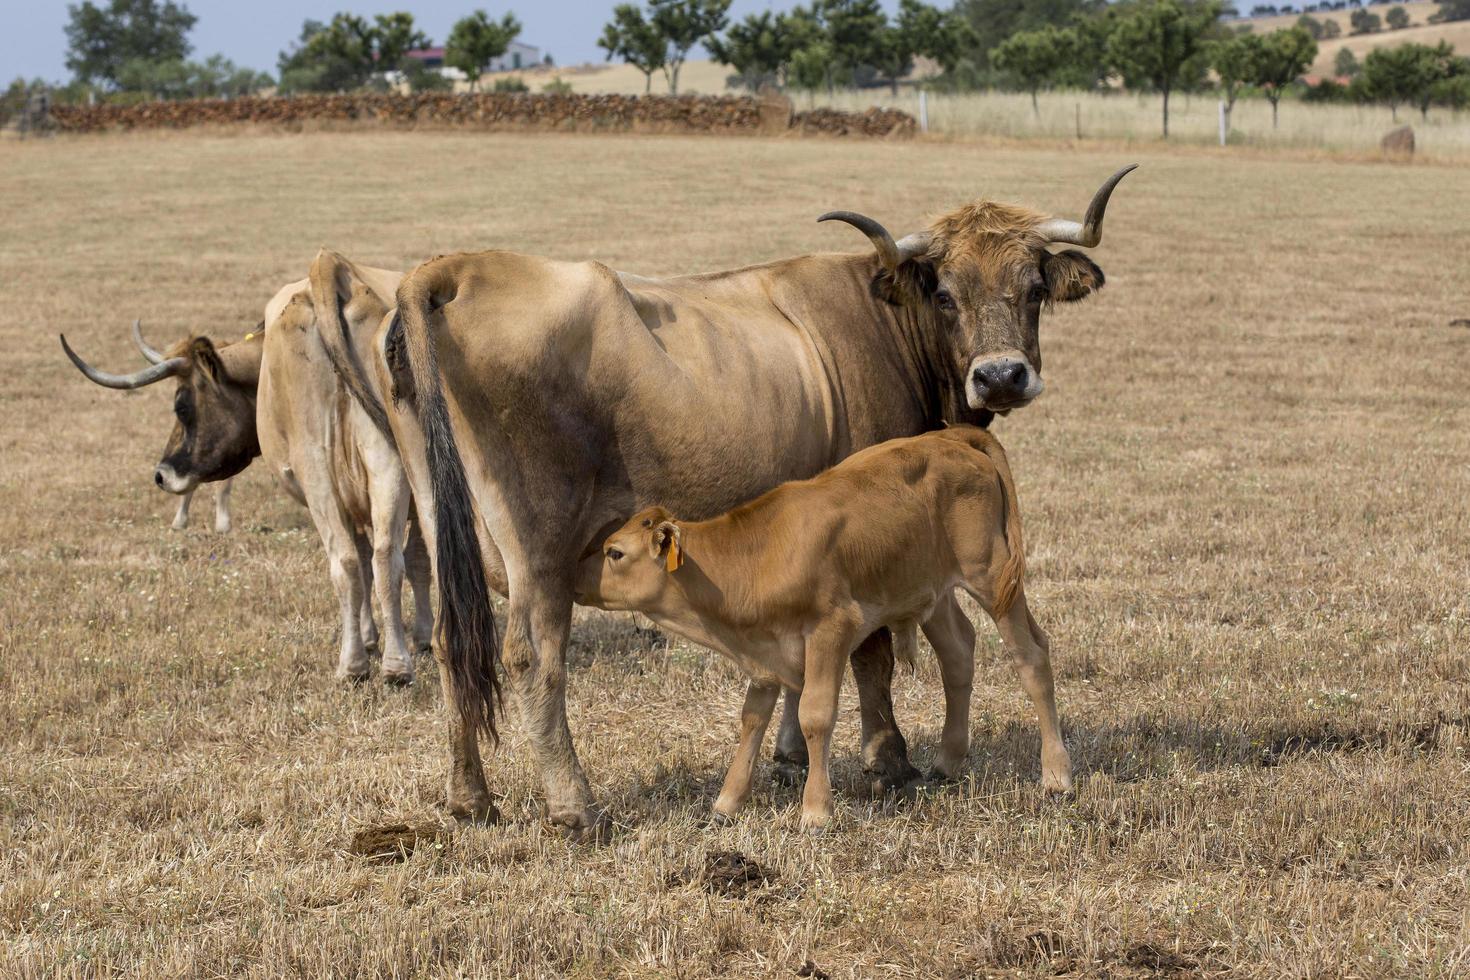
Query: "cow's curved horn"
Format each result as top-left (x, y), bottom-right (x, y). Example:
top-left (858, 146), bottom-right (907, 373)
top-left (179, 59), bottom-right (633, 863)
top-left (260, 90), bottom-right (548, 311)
top-left (61, 334), bottom-right (187, 389)
top-left (1035, 164), bottom-right (1138, 248)
top-left (819, 211), bottom-right (902, 270)
top-left (131, 319), bottom-right (166, 365)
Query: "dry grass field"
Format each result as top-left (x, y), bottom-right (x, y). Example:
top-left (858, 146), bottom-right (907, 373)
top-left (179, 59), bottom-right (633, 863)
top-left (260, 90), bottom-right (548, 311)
top-left (2, 130), bottom-right (1469, 977)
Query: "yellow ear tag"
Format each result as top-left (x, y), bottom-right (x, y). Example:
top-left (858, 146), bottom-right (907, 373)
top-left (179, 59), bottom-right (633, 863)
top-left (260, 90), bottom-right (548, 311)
top-left (243, 332), bottom-right (256, 342)
top-left (666, 538), bottom-right (683, 573)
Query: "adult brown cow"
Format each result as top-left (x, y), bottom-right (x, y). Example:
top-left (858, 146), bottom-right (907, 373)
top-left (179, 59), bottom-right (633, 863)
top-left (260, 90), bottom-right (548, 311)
top-left (381, 167), bottom-right (1135, 837)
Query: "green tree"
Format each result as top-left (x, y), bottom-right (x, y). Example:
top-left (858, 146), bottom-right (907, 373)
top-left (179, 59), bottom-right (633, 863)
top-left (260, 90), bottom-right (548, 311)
top-left (897, 0), bottom-right (979, 74)
top-left (822, 0), bottom-right (888, 85)
top-left (445, 10), bottom-right (522, 91)
top-left (1322, 18), bottom-right (1341, 38)
top-left (277, 16), bottom-right (375, 93)
top-left (1430, 0), bottom-right (1470, 22)
top-left (1358, 41), bottom-right (1440, 119)
top-left (1350, 8), bottom-right (1381, 33)
top-left (959, 0), bottom-right (1102, 73)
top-left (1210, 32), bottom-right (1264, 133)
top-left (1385, 5), bottom-right (1411, 28)
top-left (991, 25), bottom-right (1078, 114)
top-left (369, 12), bottom-right (430, 75)
top-left (116, 53), bottom-right (270, 99)
top-left (650, 0), bottom-right (731, 94)
top-left (1253, 26), bottom-right (1317, 127)
top-left (65, 0), bottom-right (197, 87)
top-left (599, 4), bottom-right (668, 94)
top-left (1106, 0), bottom-right (1224, 137)
top-left (1295, 13), bottom-right (1324, 38)
top-left (1334, 45), bottom-right (1360, 76)
top-left (1430, 72), bottom-right (1470, 108)
top-left (788, 39), bottom-right (837, 97)
top-left (707, 11), bottom-right (795, 89)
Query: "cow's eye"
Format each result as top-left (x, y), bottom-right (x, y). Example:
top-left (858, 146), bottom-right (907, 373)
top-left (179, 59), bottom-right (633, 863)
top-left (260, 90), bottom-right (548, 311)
top-left (933, 289), bottom-right (955, 312)
top-left (607, 548), bottom-right (624, 562)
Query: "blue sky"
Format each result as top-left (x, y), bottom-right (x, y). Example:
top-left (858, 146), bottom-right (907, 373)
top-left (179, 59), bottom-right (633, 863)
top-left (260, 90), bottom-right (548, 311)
top-left (5, 0), bottom-right (902, 83)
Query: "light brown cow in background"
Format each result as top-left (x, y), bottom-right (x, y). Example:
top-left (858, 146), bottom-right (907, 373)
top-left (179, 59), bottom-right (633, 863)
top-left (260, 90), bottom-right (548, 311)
top-left (61, 253), bottom-right (431, 684)
top-left (577, 425), bottom-right (1069, 833)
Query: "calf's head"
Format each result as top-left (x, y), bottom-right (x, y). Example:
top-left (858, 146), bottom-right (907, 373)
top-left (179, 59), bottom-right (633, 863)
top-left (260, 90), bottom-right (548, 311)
top-left (576, 507), bottom-right (684, 613)
top-left (61, 322), bottom-right (261, 494)
top-left (821, 165), bottom-right (1135, 414)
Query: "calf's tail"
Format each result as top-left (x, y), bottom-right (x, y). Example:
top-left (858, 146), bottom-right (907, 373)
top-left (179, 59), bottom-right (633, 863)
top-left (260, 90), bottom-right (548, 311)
top-left (397, 262), bottom-right (501, 742)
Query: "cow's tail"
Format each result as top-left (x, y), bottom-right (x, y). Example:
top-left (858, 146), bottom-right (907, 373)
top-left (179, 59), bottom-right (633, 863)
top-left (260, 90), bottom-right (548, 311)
top-left (396, 261), bottom-right (501, 742)
top-left (309, 250), bottom-right (393, 438)
top-left (965, 428), bottom-right (1025, 617)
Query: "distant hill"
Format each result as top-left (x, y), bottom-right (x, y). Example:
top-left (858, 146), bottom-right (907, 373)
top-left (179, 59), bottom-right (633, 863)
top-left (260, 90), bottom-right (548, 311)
top-left (1237, 1), bottom-right (1469, 75)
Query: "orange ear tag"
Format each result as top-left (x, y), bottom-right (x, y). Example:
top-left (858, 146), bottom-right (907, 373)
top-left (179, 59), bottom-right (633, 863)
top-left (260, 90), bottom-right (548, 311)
top-left (666, 539), bottom-right (683, 572)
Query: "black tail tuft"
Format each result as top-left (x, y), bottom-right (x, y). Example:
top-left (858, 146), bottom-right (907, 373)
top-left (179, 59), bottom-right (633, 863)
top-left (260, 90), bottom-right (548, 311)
top-left (399, 270), bottom-right (502, 742)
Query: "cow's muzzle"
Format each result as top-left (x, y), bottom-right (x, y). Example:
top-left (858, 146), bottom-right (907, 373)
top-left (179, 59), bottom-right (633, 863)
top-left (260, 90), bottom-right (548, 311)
top-left (967, 355), bottom-right (1044, 411)
top-left (154, 463), bottom-right (196, 495)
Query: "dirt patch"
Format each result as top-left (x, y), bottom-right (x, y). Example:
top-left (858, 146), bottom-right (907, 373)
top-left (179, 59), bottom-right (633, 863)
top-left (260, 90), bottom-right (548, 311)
top-left (666, 850), bottom-right (776, 898)
top-left (348, 822), bottom-right (450, 864)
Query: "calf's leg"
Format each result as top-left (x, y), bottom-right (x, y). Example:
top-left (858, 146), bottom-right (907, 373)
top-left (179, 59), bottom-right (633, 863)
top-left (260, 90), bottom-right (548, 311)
top-left (922, 593), bottom-right (977, 781)
top-left (798, 622), bottom-right (855, 834)
top-left (712, 681), bottom-right (781, 822)
top-left (992, 594), bottom-right (1072, 793)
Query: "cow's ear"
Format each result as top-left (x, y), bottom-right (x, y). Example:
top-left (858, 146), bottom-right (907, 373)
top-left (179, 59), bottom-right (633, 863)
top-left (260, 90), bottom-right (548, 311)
top-left (1042, 250), bottom-right (1105, 305)
top-left (651, 521), bottom-right (683, 572)
top-left (189, 337), bottom-right (223, 382)
top-left (874, 259), bottom-right (937, 307)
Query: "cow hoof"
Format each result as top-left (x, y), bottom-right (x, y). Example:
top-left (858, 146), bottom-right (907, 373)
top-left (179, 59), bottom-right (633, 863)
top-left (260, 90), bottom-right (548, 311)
top-left (337, 668), bottom-right (372, 685)
top-left (550, 808), bottom-right (614, 845)
top-left (925, 768), bottom-right (960, 785)
top-left (771, 751), bottom-right (808, 787)
top-left (214, 518), bottom-right (231, 534)
top-left (867, 763), bottom-right (924, 799)
top-left (414, 641), bottom-right (434, 656)
top-left (447, 797), bottom-right (501, 825)
top-left (382, 670), bottom-right (415, 688)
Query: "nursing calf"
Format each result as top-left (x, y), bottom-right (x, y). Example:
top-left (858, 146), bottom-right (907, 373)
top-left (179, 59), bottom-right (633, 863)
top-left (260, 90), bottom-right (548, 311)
top-left (577, 425), bottom-right (1071, 833)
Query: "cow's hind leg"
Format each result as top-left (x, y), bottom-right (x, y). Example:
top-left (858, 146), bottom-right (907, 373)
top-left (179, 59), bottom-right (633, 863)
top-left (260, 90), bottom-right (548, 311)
top-left (850, 627), bottom-right (920, 795)
top-left (990, 593), bottom-right (1072, 793)
top-left (405, 514), bottom-right (434, 654)
top-left (713, 680), bottom-right (780, 822)
top-left (921, 593), bottom-right (976, 781)
top-left (502, 573), bottom-right (605, 840)
top-left (369, 488), bottom-right (415, 686)
top-left (316, 517), bottom-right (370, 682)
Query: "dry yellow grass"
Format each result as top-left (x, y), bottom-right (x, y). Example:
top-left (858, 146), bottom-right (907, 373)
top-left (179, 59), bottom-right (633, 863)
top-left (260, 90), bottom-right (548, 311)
top-left (2, 130), bottom-right (1469, 977)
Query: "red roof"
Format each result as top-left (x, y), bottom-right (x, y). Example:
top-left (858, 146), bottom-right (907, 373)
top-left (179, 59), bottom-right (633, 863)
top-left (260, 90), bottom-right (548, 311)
top-left (405, 48), bottom-right (444, 61)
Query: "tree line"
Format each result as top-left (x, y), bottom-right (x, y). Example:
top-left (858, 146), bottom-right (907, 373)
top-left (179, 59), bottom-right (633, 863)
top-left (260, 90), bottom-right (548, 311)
top-left (7, 0), bottom-right (1468, 138)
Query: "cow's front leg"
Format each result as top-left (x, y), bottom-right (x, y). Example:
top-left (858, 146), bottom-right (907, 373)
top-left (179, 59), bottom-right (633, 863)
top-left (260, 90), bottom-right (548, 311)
top-left (851, 627), bottom-right (921, 794)
top-left (713, 680), bottom-right (780, 822)
top-left (212, 477), bottom-right (233, 533)
top-left (502, 580), bottom-right (605, 841)
top-left (771, 688), bottom-right (808, 786)
top-left (171, 488), bottom-right (193, 531)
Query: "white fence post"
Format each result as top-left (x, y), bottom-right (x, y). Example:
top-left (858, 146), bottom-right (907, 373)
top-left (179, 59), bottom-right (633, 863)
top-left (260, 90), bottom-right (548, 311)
top-left (1218, 99), bottom-right (1227, 147)
top-left (918, 89), bottom-right (929, 134)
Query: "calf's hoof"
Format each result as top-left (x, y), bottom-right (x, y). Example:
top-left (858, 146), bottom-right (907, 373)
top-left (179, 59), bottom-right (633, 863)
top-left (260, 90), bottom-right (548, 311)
top-left (866, 762), bottom-right (924, 799)
top-left (214, 518), bottom-right (231, 534)
top-left (798, 812), bottom-right (833, 836)
top-left (1042, 772), bottom-right (1075, 795)
top-left (336, 665), bottom-right (372, 685)
top-left (706, 809), bottom-right (737, 829)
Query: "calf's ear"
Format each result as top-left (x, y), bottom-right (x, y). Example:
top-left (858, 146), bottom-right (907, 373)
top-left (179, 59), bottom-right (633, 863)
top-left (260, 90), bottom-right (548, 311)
top-left (1042, 250), bottom-right (1105, 304)
top-left (651, 521), bottom-right (683, 572)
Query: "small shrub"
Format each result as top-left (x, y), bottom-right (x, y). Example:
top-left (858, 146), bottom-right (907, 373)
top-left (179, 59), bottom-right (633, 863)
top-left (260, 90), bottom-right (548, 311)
top-left (542, 76), bottom-right (573, 95)
top-left (492, 76), bottom-right (529, 93)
